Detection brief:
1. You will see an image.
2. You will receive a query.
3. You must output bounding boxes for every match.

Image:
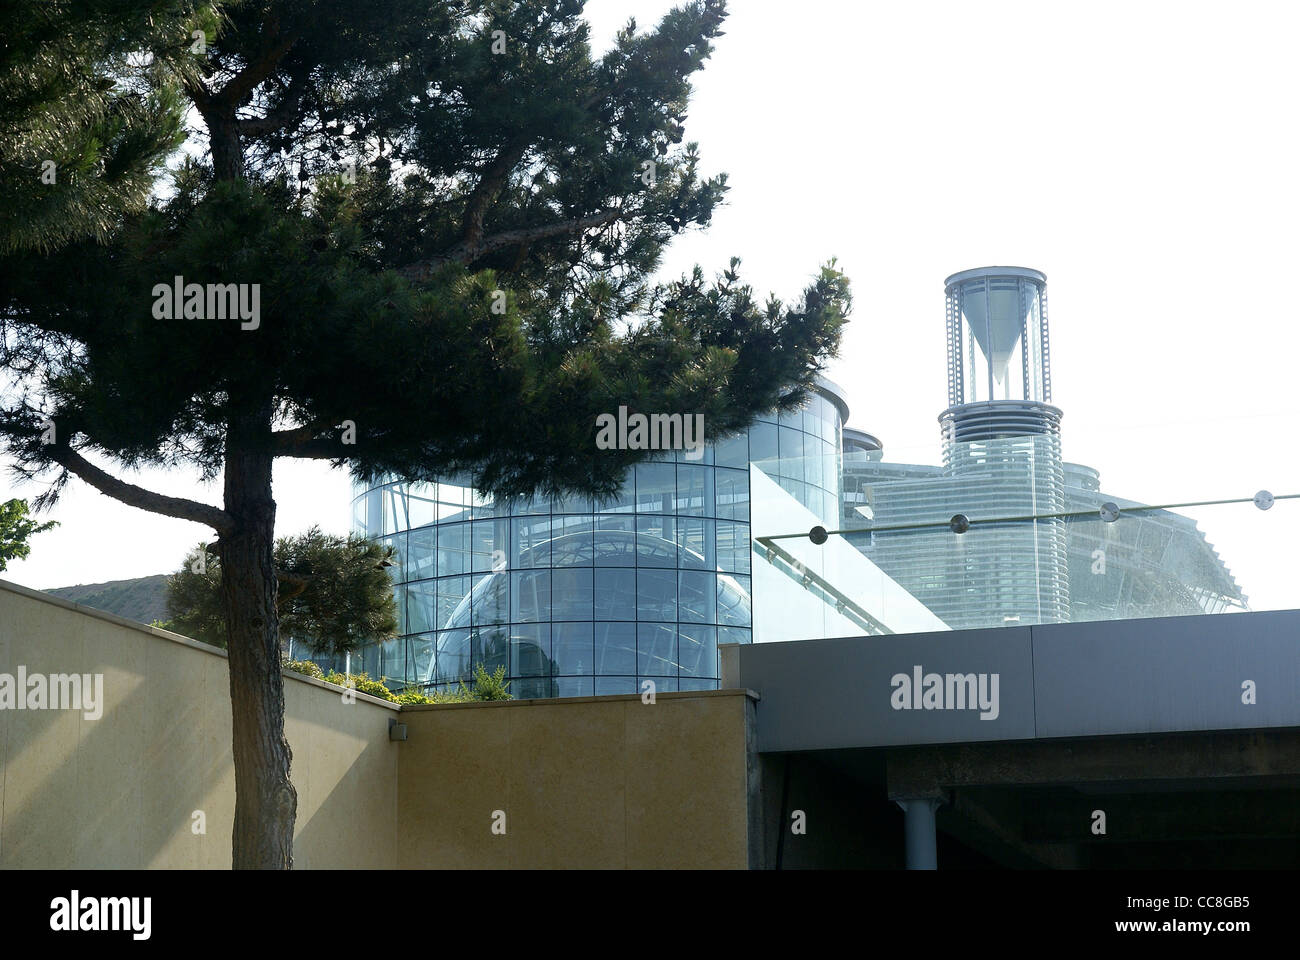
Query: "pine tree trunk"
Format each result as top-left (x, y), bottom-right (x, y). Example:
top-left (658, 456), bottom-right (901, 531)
top-left (209, 120), bottom-right (244, 182)
top-left (220, 440), bottom-right (296, 869)
top-left (206, 90), bottom-right (294, 867)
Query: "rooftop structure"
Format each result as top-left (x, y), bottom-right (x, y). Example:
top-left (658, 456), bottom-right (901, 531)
top-left (841, 267), bottom-right (1244, 628)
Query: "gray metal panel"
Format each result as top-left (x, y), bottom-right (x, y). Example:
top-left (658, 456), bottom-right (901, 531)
top-left (813, 374), bottom-right (851, 425)
top-left (735, 609), bottom-right (1300, 753)
top-left (738, 628), bottom-right (1036, 753)
top-left (1031, 611), bottom-right (1300, 738)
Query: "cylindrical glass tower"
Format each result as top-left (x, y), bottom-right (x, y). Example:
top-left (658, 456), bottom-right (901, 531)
top-left (347, 384), bottom-right (846, 698)
top-left (844, 267), bottom-right (1243, 631)
top-left (944, 266), bottom-right (1051, 407)
top-left (939, 266), bottom-right (1069, 625)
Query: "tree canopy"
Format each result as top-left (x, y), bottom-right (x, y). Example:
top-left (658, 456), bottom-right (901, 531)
top-left (0, 0), bottom-right (213, 253)
top-left (0, 498), bottom-right (56, 572)
top-left (0, 0), bottom-right (851, 869)
top-left (163, 526), bottom-right (398, 650)
top-left (1, 0), bottom-right (848, 508)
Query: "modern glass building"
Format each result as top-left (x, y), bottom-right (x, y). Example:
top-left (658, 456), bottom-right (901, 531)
top-left (841, 446), bottom-right (1246, 628)
top-left (345, 382), bottom-right (848, 696)
top-left (836, 268), bottom-right (1071, 628)
top-left (840, 266), bottom-right (1245, 629)
top-left (330, 265), bottom-right (1247, 695)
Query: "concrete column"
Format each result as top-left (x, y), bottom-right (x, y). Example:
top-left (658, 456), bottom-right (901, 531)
top-left (719, 642), bottom-right (742, 688)
top-left (896, 797), bottom-right (942, 870)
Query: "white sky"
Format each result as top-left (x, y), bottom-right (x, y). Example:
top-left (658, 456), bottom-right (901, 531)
top-left (4, 0), bottom-right (1298, 609)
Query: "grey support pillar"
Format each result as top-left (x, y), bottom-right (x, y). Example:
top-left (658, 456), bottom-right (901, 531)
top-left (895, 797), bottom-right (942, 870)
top-left (719, 642), bottom-right (741, 688)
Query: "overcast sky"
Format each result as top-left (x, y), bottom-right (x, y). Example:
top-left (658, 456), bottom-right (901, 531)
top-left (4, 0), bottom-right (1297, 609)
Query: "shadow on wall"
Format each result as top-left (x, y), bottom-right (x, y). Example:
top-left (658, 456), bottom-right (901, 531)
top-left (0, 580), bottom-right (398, 869)
top-left (1, 591), bottom-right (233, 867)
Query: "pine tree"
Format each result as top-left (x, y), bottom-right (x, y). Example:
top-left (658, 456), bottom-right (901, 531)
top-left (163, 527), bottom-right (399, 653)
top-left (0, 0), bottom-right (213, 252)
top-left (0, 0), bottom-right (850, 868)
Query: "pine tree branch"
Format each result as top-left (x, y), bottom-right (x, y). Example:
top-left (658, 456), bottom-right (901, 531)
top-left (271, 421), bottom-right (336, 453)
top-left (237, 62), bottom-right (312, 136)
top-left (399, 207), bottom-right (624, 282)
top-left (272, 426), bottom-right (312, 447)
top-left (276, 570), bottom-right (309, 601)
top-left (181, 22), bottom-right (298, 179)
top-left (214, 29), bottom-right (299, 112)
top-left (180, 73), bottom-right (213, 113)
top-left (44, 443), bottom-right (234, 535)
top-left (271, 437), bottom-right (350, 461)
top-left (459, 133), bottom-right (534, 254)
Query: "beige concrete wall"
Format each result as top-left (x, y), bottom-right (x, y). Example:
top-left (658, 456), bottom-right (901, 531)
top-left (396, 690), bottom-right (756, 869)
top-left (0, 580), bottom-right (399, 868)
top-left (0, 579), bottom-right (759, 869)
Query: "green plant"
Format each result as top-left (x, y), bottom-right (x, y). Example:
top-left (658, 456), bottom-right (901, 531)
top-left (320, 670), bottom-right (396, 702)
top-left (0, 0), bottom-right (846, 866)
top-left (468, 664), bottom-right (513, 701)
top-left (280, 658), bottom-right (325, 680)
top-left (0, 0), bottom-right (205, 253)
top-left (280, 660), bottom-right (514, 704)
top-left (0, 498), bottom-right (57, 571)
top-left (393, 666), bottom-right (512, 704)
top-left (394, 688), bottom-right (437, 705)
top-left (395, 686), bottom-right (475, 704)
top-left (166, 527), bottom-right (398, 652)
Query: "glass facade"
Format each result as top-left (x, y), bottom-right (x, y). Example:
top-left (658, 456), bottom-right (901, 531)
top-left (333, 269), bottom-right (1257, 694)
top-left (843, 431), bottom-right (1071, 628)
top-left (346, 389), bottom-right (845, 697)
top-left (836, 440), bottom-right (1246, 633)
top-left (749, 266), bottom-right (1250, 643)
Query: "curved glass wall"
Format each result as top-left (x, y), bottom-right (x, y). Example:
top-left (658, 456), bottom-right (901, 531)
top-left (828, 439), bottom-right (1247, 635)
top-left (346, 390), bottom-right (844, 698)
top-left (837, 431), bottom-right (1071, 630)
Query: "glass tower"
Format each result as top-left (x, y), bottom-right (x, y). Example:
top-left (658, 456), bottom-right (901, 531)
top-left (857, 266), bottom-right (1071, 627)
top-left (841, 266), bottom-right (1243, 630)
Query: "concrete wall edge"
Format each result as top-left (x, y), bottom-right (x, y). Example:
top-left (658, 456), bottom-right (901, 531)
top-left (395, 687), bottom-right (760, 713)
top-left (0, 577), bottom-right (401, 711)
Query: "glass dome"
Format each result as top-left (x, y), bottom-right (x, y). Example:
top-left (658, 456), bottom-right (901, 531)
top-left (436, 528), bottom-right (753, 695)
top-left (345, 383), bottom-right (848, 699)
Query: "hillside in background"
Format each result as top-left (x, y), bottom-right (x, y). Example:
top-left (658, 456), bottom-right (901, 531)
top-left (47, 574), bottom-right (170, 626)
